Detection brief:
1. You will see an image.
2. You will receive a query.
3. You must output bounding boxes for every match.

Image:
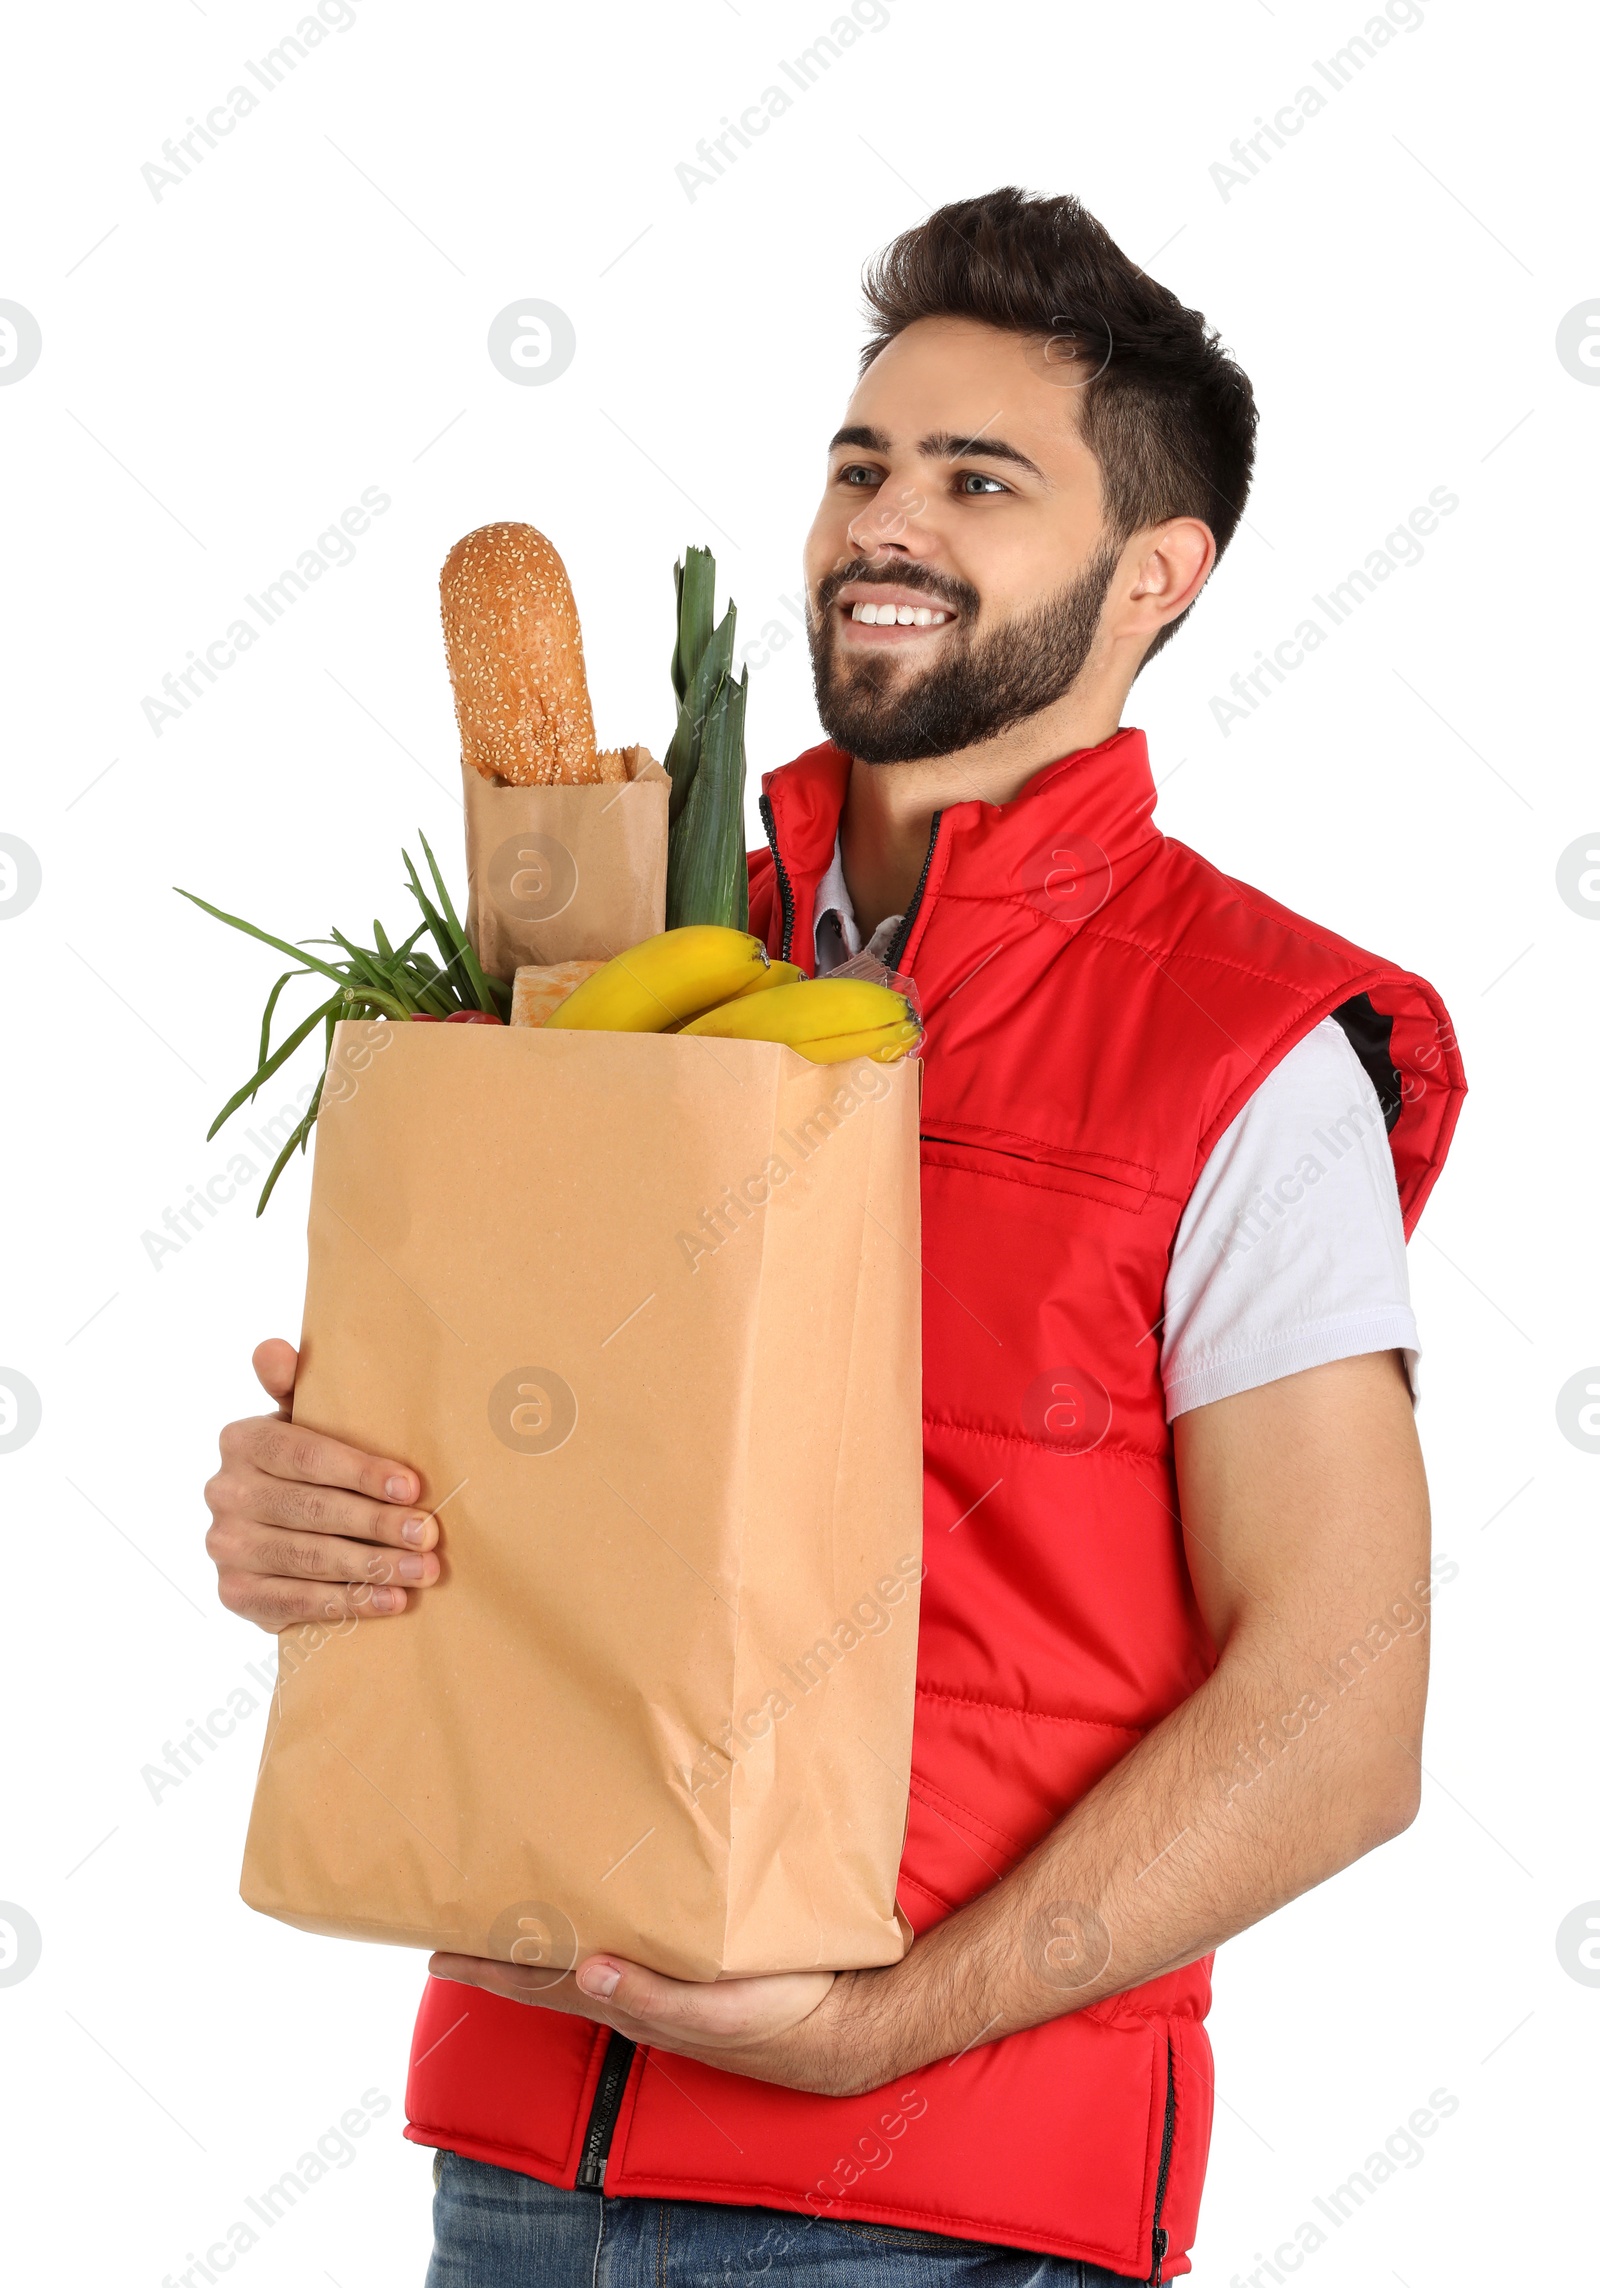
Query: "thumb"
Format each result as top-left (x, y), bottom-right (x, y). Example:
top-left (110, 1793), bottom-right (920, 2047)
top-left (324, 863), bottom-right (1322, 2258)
top-left (576, 1956), bottom-right (691, 2022)
top-left (252, 1338), bottom-right (298, 1419)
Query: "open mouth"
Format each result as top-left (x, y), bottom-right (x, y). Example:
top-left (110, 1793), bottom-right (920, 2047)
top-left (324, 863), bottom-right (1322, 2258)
top-left (836, 586), bottom-right (960, 645)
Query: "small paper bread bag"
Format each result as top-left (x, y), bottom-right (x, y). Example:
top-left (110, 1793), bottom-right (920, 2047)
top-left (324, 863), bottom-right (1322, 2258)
top-left (240, 1020), bottom-right (923, 1980)
top-left (462, 749), bottom-right (670, 981)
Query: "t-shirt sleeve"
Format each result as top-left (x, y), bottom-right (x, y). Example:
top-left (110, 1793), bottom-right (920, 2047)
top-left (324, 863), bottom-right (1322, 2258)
top-left (1160, 1017), bottom-right (1420, 1421)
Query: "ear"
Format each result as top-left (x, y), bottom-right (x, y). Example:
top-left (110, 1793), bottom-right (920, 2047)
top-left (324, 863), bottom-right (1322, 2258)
top-left (1128, 517), bottom-right (1216, 633)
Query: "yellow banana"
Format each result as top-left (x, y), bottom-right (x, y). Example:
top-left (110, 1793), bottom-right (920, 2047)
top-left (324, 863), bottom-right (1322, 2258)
top-left (662, 956), bottom-right (807, 1032)
top-left (680, 978), bottom-right (920, 1063)
top-left (545, 926), bottom-right (772, 1034)
top-left (788, 1021), bottom-right (923, 1066)
top-left (680, 977), bottom-right (904, 1042)
top-left (725, 959), bottom-right (806, 999)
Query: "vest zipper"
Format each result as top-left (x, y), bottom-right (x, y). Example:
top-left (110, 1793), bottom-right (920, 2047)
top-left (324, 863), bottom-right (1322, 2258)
top-left (762, 792), bottom-right (942, 974)
top-left (1148, 2037), bottom-right (1176, 2285)
top-left (757, 791), bottom-right (797, 963)
top-left (884, 810), bottom-right (943, 975)
top-left (575, 2030), bottom-right (636, 2191)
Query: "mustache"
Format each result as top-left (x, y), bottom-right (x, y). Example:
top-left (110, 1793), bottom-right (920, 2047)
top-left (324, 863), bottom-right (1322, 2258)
top-left (814, 560), bottom-right (979, 620)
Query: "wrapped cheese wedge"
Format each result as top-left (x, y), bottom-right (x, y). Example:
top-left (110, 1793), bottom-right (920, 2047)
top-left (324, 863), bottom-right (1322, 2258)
top-left (509, 959), bottom-right (605, 1028)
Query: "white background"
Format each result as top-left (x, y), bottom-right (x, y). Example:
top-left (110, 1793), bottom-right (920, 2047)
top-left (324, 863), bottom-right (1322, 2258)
top-left (1, 0), bottom-right (1595, 2281)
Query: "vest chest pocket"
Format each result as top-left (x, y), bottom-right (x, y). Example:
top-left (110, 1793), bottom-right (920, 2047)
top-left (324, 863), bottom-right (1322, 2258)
top-left (919, 1122), bottom-right (1162, 1217)
top-left (915, 1127), bottom-right (1171, 1421)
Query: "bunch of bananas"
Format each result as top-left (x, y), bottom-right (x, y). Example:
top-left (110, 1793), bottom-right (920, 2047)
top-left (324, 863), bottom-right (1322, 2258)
top-left (542, 927), bottom-right (920, 1066)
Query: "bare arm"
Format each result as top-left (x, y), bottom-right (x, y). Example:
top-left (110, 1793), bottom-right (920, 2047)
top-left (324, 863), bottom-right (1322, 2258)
top-left (441, 1349), bottom-right (1434, 2092)
top-left (870, 1345), bottom-right (1432, 2037)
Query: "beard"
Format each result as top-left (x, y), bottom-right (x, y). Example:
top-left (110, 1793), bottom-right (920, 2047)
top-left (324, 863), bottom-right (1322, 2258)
top-left (807, 540), bottom-right (1124, 765)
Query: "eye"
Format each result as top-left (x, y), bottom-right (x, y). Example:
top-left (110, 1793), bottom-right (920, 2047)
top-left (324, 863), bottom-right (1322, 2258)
top-left (835, 462), bottom-right (883, 488)
top-left (957, 471), bottom-right (1009, 495)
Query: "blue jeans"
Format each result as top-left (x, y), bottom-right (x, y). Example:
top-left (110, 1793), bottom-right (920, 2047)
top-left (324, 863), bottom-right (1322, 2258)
top-left (426, 2151), bottom-right (1141, 2286)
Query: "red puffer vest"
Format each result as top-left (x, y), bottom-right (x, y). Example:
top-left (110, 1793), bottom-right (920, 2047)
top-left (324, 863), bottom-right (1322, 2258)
top-left (405, 726), bottom-right (1463, 2280)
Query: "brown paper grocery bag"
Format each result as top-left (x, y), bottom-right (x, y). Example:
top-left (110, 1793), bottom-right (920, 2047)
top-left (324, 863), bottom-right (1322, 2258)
top-left (462, 749), bottom-right (670, 980)
top-left (240, 1020), bottom-right (923, 1980)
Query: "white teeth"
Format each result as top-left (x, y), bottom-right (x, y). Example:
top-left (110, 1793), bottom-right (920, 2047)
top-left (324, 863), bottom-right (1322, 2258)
top-left (849, 598), bottom-right (952, 625)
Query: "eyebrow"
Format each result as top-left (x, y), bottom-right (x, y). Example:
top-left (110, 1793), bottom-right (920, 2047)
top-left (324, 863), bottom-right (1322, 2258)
top-left (828, 423), bottom-right (1046, 480)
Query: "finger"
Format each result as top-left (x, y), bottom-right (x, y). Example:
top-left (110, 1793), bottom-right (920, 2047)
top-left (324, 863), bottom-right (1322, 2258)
top-left (232, 1414), bottom-right (420, 1508)
top-left (573, 1958), bottom-right (834, 2039)
top-left (240, 1523), bottom-right (441, 1590)
top-left (253, 1338), bottom-right (299, 1417)
top-left (426, 1954), bottom-right (596, 2017)
top-left (223, 1472), bottom-right (439, 1551)
top-left (207, 1509), bottom-right (439, 1586)
top-left (216, 1570), bottom-right (412, 1629)
top-left (574, 1956), bottom-right (720, 2030)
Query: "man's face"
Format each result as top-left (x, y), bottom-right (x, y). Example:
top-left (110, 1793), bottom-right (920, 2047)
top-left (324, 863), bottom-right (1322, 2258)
top-left (803, 316), bottom-right (1124, 764)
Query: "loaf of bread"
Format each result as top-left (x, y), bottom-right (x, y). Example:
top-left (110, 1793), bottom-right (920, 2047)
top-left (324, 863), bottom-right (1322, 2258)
top-left (440, 523), bottom-right (601, 786)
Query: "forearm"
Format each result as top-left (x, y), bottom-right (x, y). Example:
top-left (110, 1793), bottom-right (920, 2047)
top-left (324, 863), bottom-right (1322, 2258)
top-left (452, 1622), bottom-right (1426, 2103)
top-left (843, 1609), bottom-right (1428, 2089)
top-left (443, 1356), bottom-right (1434, 2103)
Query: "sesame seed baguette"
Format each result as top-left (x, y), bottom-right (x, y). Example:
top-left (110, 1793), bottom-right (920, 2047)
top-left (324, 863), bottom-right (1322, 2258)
top-left (440, 521), bottom-right (600, 786)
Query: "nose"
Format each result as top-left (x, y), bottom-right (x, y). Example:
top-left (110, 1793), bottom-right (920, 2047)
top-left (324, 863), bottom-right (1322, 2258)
top-left (847, 482), bottom-right (930, 562)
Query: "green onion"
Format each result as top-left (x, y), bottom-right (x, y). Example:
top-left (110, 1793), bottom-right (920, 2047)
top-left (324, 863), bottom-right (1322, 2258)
top-left (256, 1068), bottom-right (326, 1217)
top-left (257, 966), bottom-right (312, 1076)
top-left (206, 992), bottom-right (342, 1144)
top-left (176, 838), bottom-right (499, 1213)
top-left (417, 830), bottom-right (506, 1016)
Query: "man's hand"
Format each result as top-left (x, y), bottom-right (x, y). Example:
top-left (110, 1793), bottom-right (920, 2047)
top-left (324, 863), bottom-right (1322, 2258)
top-left (203, 1339), bottom-right (439, 1632)
top-left (426, 1948), bottom-right (868, 2095)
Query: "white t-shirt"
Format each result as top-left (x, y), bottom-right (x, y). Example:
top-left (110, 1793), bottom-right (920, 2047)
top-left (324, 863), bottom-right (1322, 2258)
top-left (812, 841), bottom-right (1420, 1421)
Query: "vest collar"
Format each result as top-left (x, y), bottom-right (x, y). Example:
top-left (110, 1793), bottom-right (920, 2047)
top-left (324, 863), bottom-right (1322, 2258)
top-left (760, 726), bottom-right (1163, 967)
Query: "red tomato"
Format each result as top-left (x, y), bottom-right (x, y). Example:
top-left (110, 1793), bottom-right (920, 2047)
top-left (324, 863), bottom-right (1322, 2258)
top-left (444, 1009), bottom-right (504, 1024)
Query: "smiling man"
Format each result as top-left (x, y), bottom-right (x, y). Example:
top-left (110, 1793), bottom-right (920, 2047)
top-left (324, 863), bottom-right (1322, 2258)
top-left (203, 189), bottom-right (1464, 2284)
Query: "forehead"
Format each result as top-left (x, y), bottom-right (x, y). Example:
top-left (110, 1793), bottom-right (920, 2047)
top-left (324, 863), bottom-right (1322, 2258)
top-left (840, 317), bottom-right (1091, 468)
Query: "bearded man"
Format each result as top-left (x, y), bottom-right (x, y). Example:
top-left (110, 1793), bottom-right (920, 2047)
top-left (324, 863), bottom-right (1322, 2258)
top-left (204, 188), bottom-right (1463, 2285)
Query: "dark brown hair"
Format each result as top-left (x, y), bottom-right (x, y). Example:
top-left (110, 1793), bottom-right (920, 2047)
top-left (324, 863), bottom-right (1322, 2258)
top-left (860, 188), bottom-right (1258, 665)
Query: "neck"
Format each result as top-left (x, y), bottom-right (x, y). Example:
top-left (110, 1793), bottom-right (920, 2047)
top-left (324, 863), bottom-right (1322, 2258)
top-left (837, 679), bottom-right (1127, 940)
